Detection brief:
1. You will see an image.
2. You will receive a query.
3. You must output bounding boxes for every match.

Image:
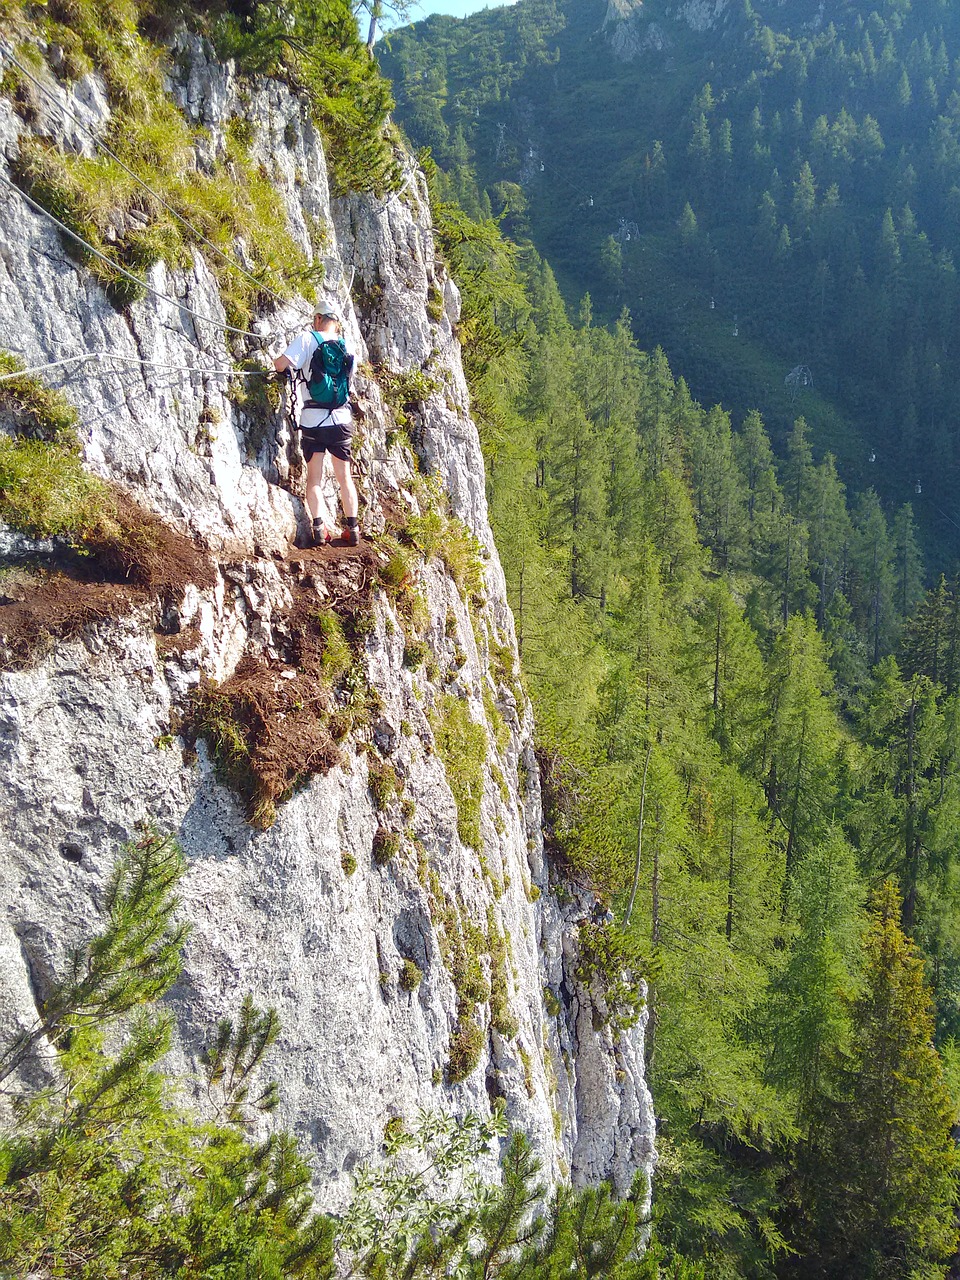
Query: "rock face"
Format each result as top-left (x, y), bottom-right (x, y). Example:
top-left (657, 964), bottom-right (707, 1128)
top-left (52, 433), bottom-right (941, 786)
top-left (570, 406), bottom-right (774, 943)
top-left (602, 0), bottom-right (733, 58)
top-left (0, 36), bottom-right (655, 1216)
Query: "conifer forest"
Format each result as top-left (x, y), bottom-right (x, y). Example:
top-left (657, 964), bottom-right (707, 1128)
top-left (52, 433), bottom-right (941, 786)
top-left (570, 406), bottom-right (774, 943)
top-left (381, 0), bottom-right (960, 1274)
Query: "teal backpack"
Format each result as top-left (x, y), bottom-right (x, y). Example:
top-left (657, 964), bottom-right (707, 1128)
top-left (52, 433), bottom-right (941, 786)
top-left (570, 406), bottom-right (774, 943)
top-left (304, 333), bottom-right (353, 410)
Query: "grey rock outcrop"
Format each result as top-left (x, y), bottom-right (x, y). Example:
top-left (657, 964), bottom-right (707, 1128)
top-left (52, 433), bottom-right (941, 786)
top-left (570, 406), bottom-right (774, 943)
top-left (0, 34), bottom-right (655, 1216)
top-left (603, 0), bottom-right (733, 58)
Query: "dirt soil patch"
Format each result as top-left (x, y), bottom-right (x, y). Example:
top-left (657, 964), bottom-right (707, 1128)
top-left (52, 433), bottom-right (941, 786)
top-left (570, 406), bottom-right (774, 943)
top-left (88, 488), bottom-right (216, 596)
top-left (0, 489), bottom-right (214, 669)
top-left (187, 538), bottom-right (383, 829)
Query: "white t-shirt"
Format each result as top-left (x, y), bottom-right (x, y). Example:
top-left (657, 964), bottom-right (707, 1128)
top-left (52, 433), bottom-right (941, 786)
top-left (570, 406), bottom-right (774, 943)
top-left (283, 331), bottom-right (353, 428)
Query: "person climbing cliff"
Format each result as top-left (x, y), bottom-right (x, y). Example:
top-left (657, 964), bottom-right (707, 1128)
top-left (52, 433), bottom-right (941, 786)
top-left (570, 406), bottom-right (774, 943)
top-left (274, 310), bottom-right (361, 547)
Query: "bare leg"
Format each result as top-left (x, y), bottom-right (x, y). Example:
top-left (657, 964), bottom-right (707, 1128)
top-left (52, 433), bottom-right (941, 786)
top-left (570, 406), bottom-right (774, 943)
top-left (330, 455), bottom-right (359, 520)
top-left (305, 453), bottom-right (338, 533)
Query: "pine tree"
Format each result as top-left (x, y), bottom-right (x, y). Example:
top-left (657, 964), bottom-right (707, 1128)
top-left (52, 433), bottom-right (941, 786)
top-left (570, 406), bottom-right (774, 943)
top-left (763, 828), bottom-right (864, 1117)
top-left (794, 881), bottom-right (958, 1279)
top-left (762, 615), bottom-right (841, 876)
top-left (0, 834), bottom-right (335, 1277)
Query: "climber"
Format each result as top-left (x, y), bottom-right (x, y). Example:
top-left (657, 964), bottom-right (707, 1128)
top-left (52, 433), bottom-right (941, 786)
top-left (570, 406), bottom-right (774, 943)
top-left (274, 310), bottom-right (360, 547)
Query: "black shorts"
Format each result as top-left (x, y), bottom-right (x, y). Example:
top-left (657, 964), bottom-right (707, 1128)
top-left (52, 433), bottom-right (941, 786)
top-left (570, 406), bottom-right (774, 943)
top-left (300, 423), bottom-right (353, 463)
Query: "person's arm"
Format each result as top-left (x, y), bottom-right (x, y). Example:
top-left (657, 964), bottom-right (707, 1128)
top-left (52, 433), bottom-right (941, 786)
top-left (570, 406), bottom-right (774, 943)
top-left (274, 333), bottom-right (308, 374)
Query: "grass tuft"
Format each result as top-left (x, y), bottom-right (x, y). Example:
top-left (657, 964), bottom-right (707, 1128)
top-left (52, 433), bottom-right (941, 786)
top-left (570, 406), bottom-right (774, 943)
top-left (429, 693), bottom-right (487, 850)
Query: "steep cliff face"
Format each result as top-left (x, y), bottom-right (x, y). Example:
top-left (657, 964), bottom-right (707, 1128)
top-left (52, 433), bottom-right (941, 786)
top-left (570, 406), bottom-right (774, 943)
top-left (602, 0), bottom-right (734, 58)
top-left (0, 34), bottom-right (654, 1213)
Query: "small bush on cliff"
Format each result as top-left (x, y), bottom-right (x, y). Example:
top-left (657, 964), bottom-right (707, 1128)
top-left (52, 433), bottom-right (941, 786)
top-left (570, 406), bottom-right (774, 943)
top-left (577, 920), bottom-right (649, 1034)
top-left (447, 1008), bottom-right (484, 1084)
top-left (0, 351), bottom-right (78, 441)
top-left (403, 475), bottom-right (485, 601)
top-left (429, 692), bottom-right (487, 849)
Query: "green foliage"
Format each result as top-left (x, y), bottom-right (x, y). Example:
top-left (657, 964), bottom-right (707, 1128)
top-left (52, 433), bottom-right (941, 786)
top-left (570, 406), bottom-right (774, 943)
top-left (316, 608), bottom-right (353, 682)
top-left (368, 756), bottom-right (401, 811)
top-left (191, 682), bottom-right (277, 828)
top-left (403, 636), bottom-right (429, 668)
top-left (384, 0), bottom-right (960, 564)
top-left (0, 351), bottom-right (78, 441)
top-left (372, 825), bottom-right (401, 866)
top-left (429, 692), bottom-right (487, 849)
top-left (377, 534), bottom-right (416, 598)
top-left (402, 478), bottom-right (486, 601)
top-left (483, 681), bottom-right (510, 752)
top-left (208, 0), bottom-right (400, 196)
top-left (372, 82), bottom-right (960, 1268)
top-left (447, 1011), bottom-right (485, 1083)
top-left (576, 921), bottom-right (648, 1033)
top-left (399, 958), bottom-right (423, 991)
top-left (0, 434), bottom-right (112, 541)
top-left (5, 0), bottom-right (319, 327)
top-left (338, 1109), bottom-right (505, 1264)
top-left (792, 880), bottom-right (959, 1278)
top-left (0, 835), bottom-right (333, 1277)
top-left (202, 993), bottom-right (281, 1126)
top-left (0, 833), bottom-right (706, 1278)
top-left (378, 363), bottom-right (441, 428)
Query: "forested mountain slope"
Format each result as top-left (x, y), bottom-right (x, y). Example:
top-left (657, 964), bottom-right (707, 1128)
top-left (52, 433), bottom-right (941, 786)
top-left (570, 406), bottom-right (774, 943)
top-left (380, 2), bottom-right (960, 1273)
top-left (381, 0), bottom-right (960, 563)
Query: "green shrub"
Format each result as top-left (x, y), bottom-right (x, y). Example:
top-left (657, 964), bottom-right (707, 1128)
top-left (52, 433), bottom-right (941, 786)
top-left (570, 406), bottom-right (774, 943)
top-left (379, 365), bottom-right (441, 427)
top-left (450, 947), bottom-right (489, 1006)
top-left (427, 282), bottom-right (445, 323)
top-left (316, 609), bottom-right (352, 682)
top-left (383, 1115), bottom-right (405, 1144)
top-left (398, 584), bottom-right (431, 632)
top-left (543, 986), bottom-right (562, 1018)
top-left (368, 758), bottom-right (400, 811)
top-left (577, 922), bottom-right (648, 1033)
top-left (403, 638), bottom-right (429, 669)
top-left (377, 537), bottom-right (415, 599)
top-left (447, 1011), bottom-right (484, 1084)
top-left (0, 352), bottom-right (79, 441)
top-left (399, 959), bottom-right (423, 992)
top-left (372, 827), bottom-right (400, 867)
top-left (341, 851), bottom-right (357, 876)
top-left (429, 694), bottom-right (487, 849)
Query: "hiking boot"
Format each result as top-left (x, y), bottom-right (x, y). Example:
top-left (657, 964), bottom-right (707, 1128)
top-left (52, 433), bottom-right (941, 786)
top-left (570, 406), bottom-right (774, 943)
top-left (311, 519), bottom-right (340, 547)
top-left (343, 520), bottom-right (360, 547)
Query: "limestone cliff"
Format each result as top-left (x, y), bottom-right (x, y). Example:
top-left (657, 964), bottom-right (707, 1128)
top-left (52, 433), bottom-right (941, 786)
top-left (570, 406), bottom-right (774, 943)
top-left (602, 0), bottom-right (734, 58)
top-left (0, 31), bottom-right (655, 1216)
